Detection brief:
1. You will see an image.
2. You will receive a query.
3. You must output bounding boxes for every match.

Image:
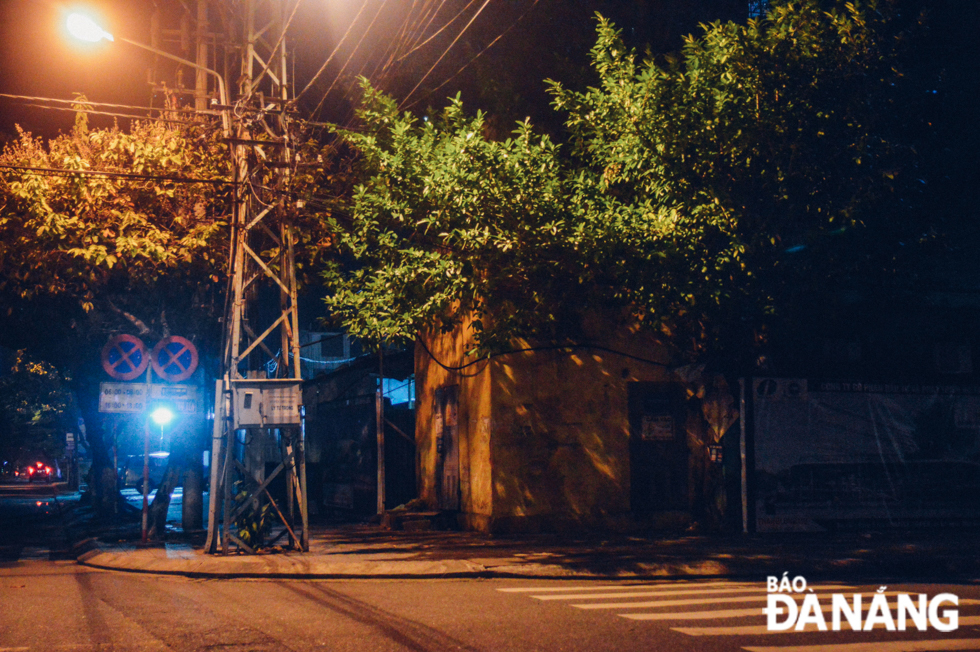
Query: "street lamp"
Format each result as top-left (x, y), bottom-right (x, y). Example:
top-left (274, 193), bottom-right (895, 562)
top-left (66, 13), bottom-right (113, 43)
top-left (151, 406), bottom-right (175, 427)
top-left (65, 11), bottom-right (231, 134)
top-left (140, 402), bottom-right (175, 543)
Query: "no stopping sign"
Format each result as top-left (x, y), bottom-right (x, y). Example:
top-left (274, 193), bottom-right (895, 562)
top-left (101, 335), bottom-right (149, 380)
top-left (150, 336), bottom-right (199, 382)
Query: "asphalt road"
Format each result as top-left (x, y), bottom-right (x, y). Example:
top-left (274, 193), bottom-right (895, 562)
top-left (0, 482), bottom-right (81, 562)
top-left (3, 485), bottom-right (980, 651)
top-left (1, 562), bottom-right (979, 652)
top-left (0, 481), bottom-right (191, 562)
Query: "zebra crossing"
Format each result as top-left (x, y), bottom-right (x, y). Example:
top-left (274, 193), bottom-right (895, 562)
top-left (498, 580), bottom-right (980, 651)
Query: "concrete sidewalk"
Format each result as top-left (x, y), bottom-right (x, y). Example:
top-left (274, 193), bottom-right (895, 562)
top-left (74, 525), bottom-right (980, 581)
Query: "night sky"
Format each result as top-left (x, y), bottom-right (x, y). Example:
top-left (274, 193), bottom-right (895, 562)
top-left (0, 0), bottom-right (159, 138)
top-left (0, 0), bottom-right (745, 140)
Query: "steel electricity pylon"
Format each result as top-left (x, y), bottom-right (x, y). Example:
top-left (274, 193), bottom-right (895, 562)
top-left (179, 0), bottom-right (309, 554)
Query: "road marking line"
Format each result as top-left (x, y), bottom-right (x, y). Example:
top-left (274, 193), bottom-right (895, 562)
top-left (741, 638), bottom-right (980, 652)
top-left (574, 591), bottom-right (910, 610)
top-left (536, 585), bottom-right (854, 601)
top-left (623, 607), bottom-right (765, 620)
top-left (675, 615), bottom-right (980, 637)
top-left (622, 603), bottom-right (980, 622)
top-left (497, 580), bottom-right (754, 593)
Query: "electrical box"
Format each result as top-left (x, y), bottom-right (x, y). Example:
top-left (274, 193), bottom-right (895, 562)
top-left (232, 379), bottom-right (302, 428)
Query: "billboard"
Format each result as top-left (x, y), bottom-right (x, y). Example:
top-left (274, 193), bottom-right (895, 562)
top-left (753, 379), bottom-right (980, 532)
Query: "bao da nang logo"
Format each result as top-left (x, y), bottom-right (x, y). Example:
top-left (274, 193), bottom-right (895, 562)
top-left (765, 574), bottom-right (958, 632)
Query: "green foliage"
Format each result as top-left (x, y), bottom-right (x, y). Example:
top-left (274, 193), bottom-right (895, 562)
top-left (0, 108), bottom-right (230, 310)
top-left (326, 84), bottom-right (581, 351)
top-left (0, 349), bottom-right (73, 462)
top-left (550, 2), bottom-right (914, 332)
top-left (327, 0), bottom-right (928, 362)
top-left (232, 480), bottom-right (272, 548)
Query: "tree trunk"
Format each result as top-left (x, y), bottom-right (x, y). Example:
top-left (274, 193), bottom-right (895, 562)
top-left (147, 456), bottom-right (183, 540)
top-left (181, 455), bottom-right (204, 532)
top-left (78, 400), bottom-right (118, 518)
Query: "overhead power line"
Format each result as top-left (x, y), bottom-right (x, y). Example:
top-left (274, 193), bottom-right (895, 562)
top-left (398, 0), bottom-right (494, 110)
top-left (0, 93), bottom-right (215, 116)
top-left (396, 0), bottom-right (477, 63)
top-left (295, 0), bottom-right (373, 103)
top-left (310, 0), bottom-right (393, 120)
top-left (0, 164), bottom-right (233, 185)
top-left (404, 0), bottom-right (540, 110)
top-left (403, 0), bottom-right (451, 57)
top-left (18, 103), bottom-right (208, 126)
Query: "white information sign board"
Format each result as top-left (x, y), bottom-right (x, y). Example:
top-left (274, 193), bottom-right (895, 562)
top-left (99, 382), bottom-right (149, 413)
top-left (99, 382), bottom-right (200, 415)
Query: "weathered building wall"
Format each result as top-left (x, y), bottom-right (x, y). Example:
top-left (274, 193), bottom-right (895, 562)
top-left (416, 316), bottom-right (685, 533)
top-left (487, 323), bottom-right (674, 532)
top-left (415, 316), bottom-right (493, 527)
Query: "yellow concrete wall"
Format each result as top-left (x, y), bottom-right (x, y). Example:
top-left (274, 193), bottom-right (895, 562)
top-left (416, 317), bottom-right (679, 532)
top-left (414, 318), bottom-right (493, 527)
top-left (488, 323), bottom-right (674, 531)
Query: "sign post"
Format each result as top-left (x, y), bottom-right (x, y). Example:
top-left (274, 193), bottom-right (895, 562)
top-left (141, 418), bottom-right (150, 543)
top-left (98, 334), bottom-right (202, 545)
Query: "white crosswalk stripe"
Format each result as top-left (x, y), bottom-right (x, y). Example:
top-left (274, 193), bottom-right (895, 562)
top-left (498, 581), bottom-right (980, 651)
top-left (532, 585), bottom-right (852, 601)
top-left (497, 580), bottom-right (751, 593)
top-left (742, 641), bottom-right (980, 652)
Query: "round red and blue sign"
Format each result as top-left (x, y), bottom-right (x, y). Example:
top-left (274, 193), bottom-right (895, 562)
top-left (101, 334), bottom-right (149, 380)
top-left (101, 334), bottom-right (198, 382)
top-left (150, 336), bottom-right (199, 382)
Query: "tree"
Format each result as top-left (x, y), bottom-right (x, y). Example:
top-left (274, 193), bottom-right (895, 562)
top-left (325, 84), bottom-right (579, 352)
top-left (0, 106), bottom-right (230, 516)
top-left (326, 0), bottom-right (954, 371)
top-left (0, 349), bottom-right (74, 468)
top-left (0, 107), bottom-right (229, 308)
top-left (0, 102), bottom-right (347, 524)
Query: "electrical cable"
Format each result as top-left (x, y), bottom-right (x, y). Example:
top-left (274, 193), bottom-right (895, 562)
top-left (398, 0), bottom-right (494, 110)
top-left (416, 336), bottom-right (671, 372)
top-left (309, 0), bottom-right (393, 121)
top-left (403, 0), bottom-right (540, 110)
top-left (16, 103), bottom-right (209, 126)
top-left (0, 93), bottom-right (209, 115)
top-left (369, 0), bottom-right (448, 96)
top-left (348, 0), bottom-right (453, 108)
top-left (333, 0), bottom-right (442, 118)
top-left (395, 0), bottom-right (477, 63)
top-left (0, 164), bottom-right (233, 185)
top-left (295, 0), bottom-right (373, 103)
top-left (370, 0), bottom-right (427, 76)
top-left (403, 0), bottom-right (449, 56)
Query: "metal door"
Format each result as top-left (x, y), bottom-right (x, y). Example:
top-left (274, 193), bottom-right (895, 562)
top-left (434, 386), bottom-right (460, 510)
top-left (629, 383), bottom-right (688, 513)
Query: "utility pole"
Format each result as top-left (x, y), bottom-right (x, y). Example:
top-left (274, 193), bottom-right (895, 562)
top-left (194, 0), bottom-right (308, 554)
top-left (142, 0), bottom-right (307, 554)
top-left (377, 348), bottom-right (385, 515)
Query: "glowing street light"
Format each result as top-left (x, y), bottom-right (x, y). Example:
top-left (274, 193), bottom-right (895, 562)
top-left (150, 406), bottom-right (175, 426)
top-left (65, 11), bottom-right (231, 134)
top-left (66, 13), bottom-right (114, 43)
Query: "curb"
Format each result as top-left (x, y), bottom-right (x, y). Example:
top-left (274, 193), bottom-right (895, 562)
top-left (76, 547), bottom-right (497, 580)
top-left (75, 549), bottom-right (980, 583)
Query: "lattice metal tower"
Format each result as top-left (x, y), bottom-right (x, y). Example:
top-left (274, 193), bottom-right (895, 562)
top-left (201, 0), bottom-right (309, 554)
